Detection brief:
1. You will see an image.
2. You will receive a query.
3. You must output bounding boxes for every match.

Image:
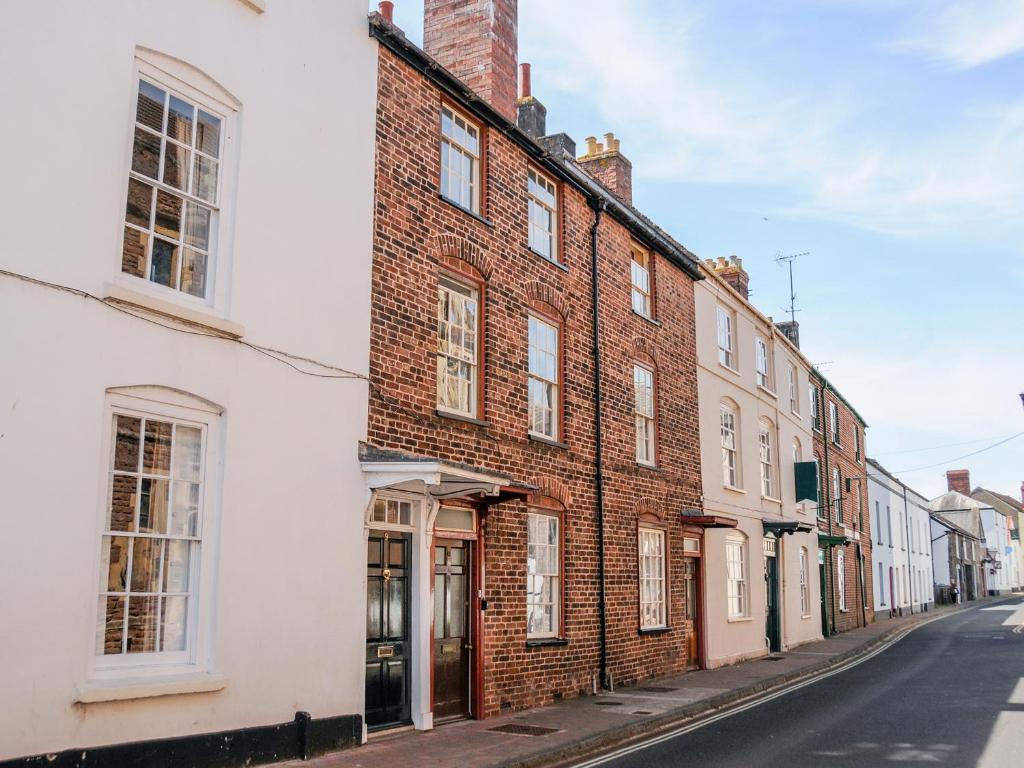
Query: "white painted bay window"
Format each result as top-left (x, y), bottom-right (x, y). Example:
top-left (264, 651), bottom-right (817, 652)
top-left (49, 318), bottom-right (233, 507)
top-left (440, 105), bottom-right (481, 213)
top-left (639, 528), bottom-right (667, 629)
top-left (123, 77), bottom-right (223, 299)
top-left (634, 363), bottom-right (656, 465)
top-left (528, 314), bottom-right (559, 440)
top-left (437, 277), bottom-right (479, 417)
top-left (527, 168), bottom-right (558, 261)
top-left (526, 512), bottom-right (560, 638)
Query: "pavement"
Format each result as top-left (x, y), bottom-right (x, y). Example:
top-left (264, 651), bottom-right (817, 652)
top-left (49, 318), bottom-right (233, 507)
top-left (275, 596), bottom-right (1021, 768)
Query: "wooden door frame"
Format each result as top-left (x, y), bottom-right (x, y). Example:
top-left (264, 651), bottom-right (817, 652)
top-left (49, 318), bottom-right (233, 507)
top-left (430, 518), bottom-right (481, 721)
top-left (682, 524), bottom-right (706, 669)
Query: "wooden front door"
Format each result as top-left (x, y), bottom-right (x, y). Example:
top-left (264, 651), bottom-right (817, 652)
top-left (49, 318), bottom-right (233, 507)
top-left (365, 531), bottom-right (411, 730)
top-left (433, 539), bottom-right (471, 720)
top-left (682, 556), bottom-right (700, 668)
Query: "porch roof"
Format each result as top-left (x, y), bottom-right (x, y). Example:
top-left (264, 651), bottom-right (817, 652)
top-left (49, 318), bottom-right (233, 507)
top-left (763, 518), bottom-right (815, 536)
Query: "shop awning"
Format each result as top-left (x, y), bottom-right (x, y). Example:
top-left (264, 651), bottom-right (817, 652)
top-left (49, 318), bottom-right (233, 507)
top-left (360, 442), bottom-right (532, 500)
top-left (763, 518), bottom-right (815, 536)
top-left (817, 533), bottom-right (850, 548)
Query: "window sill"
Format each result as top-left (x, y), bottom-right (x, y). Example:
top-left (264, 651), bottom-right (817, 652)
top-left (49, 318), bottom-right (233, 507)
top-left (727, 616), bottom-right (753, 623)
top-left (527, 246), bottom-right (568, 272)
top-left (632, 310), bottom-right (661, 327)
top-left (528, 433), bottom-right (569, 450)
top-left (526, 638), bottom-right (568, 648)
top-left (723, 484), bottom-right (746, 495)
top-left (801, 614), bottom-right (813, 619)
top-left (76, 672), bottom-right (227, 704)
top-left (719, 362), bottom-right (741, 377)
top-left (791, 410), bottom-right (802, 419)
top-left (439, 194), bottom-right (493, 227)
top-left (762, 495), bottom-right (783, 505)
top-left (436, 409), bottom-right (490, 428)
top-left (105, 283), bottom-right (244, 338)
top-left (757, 384), bottom-right (777, 398)
top-left (638, 626), bottom-right (671, 636)
top-left (636, 461), bottom-right (660, 472)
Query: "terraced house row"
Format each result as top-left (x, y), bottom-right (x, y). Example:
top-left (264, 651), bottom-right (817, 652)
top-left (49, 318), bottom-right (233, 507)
top-left (0, 1), bottom-right (871, 766)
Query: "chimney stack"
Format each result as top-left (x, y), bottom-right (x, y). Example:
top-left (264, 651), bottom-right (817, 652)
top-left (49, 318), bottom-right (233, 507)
top-left (705, 256), bottom-right (750, 300)
top-left (378, 1), bottom-right (394, 24)
top-left (424, 0), bottom-right (519, 123)
top-left (946, 469), bottom-right (971, 496)
top-left (775, 320), bottom-right (800, 349)
top-left (578, 132), bottom-right (633, 205)
top-left (516, 63), bottom-right (547, 139)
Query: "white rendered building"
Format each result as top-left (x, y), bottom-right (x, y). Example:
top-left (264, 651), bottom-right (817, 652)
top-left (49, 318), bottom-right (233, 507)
top-left (0, 1), bottom-right (377, 763)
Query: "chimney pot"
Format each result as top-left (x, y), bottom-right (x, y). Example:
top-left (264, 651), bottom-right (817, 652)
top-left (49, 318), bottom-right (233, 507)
top-left (518, 62), bottom-right (531, 100)
top-left (378, 0), bottom-right (394, 23)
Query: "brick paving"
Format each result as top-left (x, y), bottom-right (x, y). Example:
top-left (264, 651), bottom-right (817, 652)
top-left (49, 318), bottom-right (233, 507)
top-left (276, 601), bottom-right (996, 768)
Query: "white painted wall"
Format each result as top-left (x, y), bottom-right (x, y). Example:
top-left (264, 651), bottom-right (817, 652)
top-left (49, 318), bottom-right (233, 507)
top-left (695, 265), bottom-right (820, 667)
top-left (867, 463), bottom-right (933, 615)
top-left (0, 0), bottom-right (377, 759)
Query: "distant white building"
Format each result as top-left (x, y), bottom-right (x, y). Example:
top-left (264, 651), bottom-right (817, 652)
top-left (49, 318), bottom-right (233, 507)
top-left (866, 459), bottom-right (934, 616)
top-left (0, 1), bottom-right (377, 764)
top-left (932, 470), bottom-right (1022, 596)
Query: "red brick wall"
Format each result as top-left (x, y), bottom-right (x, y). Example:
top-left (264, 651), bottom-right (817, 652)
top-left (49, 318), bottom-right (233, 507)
top-left (812, 379), bottom-right (874, 634)
top-left (370, 44), bottom-right (703, 715)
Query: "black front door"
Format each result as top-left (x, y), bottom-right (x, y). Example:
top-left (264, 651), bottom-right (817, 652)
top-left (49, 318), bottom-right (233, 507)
top-left (433, 539), bottom-right (471, 720)
top-left (819, 551), bottom-right (830, 637)
top-left (366, 531), bottom-right (411, 730)
top-left (764, 542), bottom-right (781, 652)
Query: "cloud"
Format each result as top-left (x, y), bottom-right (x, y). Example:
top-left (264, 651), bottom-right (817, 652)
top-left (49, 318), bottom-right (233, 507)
top-left (895, 0), bottom-right (1024, 69)
top-left (519, 0), bottom-right (1024, 236)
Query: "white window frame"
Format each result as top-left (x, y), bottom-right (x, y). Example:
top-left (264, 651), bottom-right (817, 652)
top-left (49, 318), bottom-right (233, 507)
top-left (755, 337), bottom-right (772, 390)
top-left (833, 467), bottom-right (843, 524)
top-left (878, 561), bottom-right (886, 605)
top-left (634, 363), bottom-right (656, 466)
top-left (717, 306), bottom-right (734, 369)
top-left (799, 547), bottom-right (810, 616)
top-left (787, 364), bottom-right (799, 414)
top-left (116, 55), bottom-right (239, 316)
top-left (90, 387), bottom-right (221, 680)
top-left (437, 276), bottom-right (480, 418)
top-left (526, 511), bottom-right (561, 639)
top-left (809, 384), bottom-right (820, 432)
top-left (721, 403), bottom-right (739, 488)
top-left (440, 104), bottom-right (481, 213)
top-left (759, 420), bottom-right (776, 499)
top-left (638, 528), bottom-right (668, 630)
top-left (837, 548), bottom-right (847, 611)
top-left (829, 401), bottom-right (841, 445)
top-left (631, 247), bottom-right (653, 318)
top-left (527, 167), bottom-right (558, 261)
top-left (527, 314), bottom-right (560, 441)
top-left (726, 537), bottom-right (747, 618)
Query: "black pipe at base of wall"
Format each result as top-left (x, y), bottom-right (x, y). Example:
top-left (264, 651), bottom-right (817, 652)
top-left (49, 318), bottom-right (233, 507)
top-left (1, 711), bottom-right (362, 768)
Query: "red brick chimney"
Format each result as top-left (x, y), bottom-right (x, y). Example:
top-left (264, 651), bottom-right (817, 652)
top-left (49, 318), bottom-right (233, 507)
top-left (424, 0), bottom-right (518, 123)
top-left (947, 469), bottom-right (971, 495)
top-left (578, 133), bottom-right (632, 206)
top-left (706, 256), bottom-right (750, 300)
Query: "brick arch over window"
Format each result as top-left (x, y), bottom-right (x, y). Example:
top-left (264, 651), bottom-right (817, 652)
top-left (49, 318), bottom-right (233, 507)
top-left (630, 337), bottom-right (660, 368)
top-left (636, 496), bottom-right (664, 524)
top-left (524, 281), bottom-right (571, 321)
top-left (433, 233), bottom-right (493, 280)
top-left (528, 476), bottom-right (571, 510)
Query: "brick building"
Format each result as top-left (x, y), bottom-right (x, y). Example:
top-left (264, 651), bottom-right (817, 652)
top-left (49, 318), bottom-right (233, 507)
top-left (360, 0), bottom-right (708, 735)
top-left (810, 372), bottom-right (874, 635)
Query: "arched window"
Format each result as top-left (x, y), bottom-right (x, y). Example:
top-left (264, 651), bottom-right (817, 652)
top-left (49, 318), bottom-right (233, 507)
top-left (759, 417), bottom-right (776, 499)
top-left (720, 399), bottom-right (740, 488)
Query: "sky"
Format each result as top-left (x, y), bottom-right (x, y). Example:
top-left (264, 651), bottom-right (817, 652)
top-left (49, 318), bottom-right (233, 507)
top-left (378, 0), bottom-right (1024, 501)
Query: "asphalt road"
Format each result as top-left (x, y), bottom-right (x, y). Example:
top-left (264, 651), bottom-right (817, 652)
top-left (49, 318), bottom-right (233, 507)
top-left (588, 599), bottom-right (1024, 768)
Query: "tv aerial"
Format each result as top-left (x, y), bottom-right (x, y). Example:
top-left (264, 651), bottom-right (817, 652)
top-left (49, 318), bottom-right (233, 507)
top-left (775, 251), bottom-right (810, 324)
